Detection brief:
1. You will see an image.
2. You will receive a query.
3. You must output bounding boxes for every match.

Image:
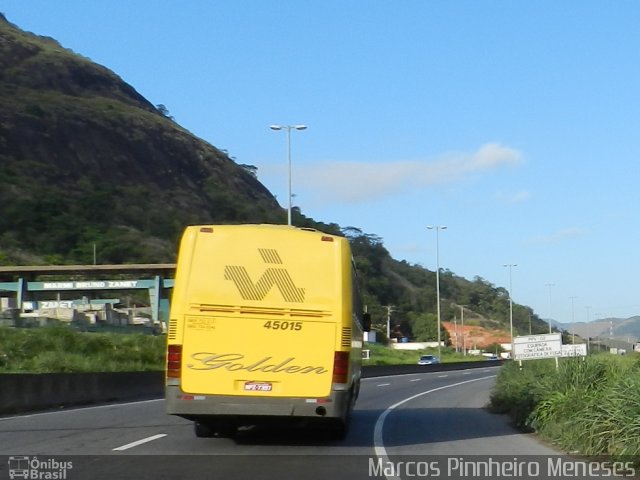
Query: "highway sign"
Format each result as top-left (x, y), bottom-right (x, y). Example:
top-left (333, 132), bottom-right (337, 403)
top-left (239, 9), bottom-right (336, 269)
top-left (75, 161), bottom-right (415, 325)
top-left (513, 333), bottom-right (562, 361)
top-left (561, 344), bottom-right (587, 357)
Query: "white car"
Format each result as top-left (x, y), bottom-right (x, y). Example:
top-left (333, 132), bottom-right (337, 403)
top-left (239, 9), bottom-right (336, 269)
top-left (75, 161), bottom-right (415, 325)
top-left (417, 354), bottom-right (440, 365)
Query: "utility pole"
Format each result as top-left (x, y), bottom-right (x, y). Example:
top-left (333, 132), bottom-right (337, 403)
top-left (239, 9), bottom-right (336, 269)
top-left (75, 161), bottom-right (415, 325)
top-left (596, 312), bottom-right (606, 352)
top-left (460, 305), bottom-right (466, 356)
top-left (384, 305), bottom-right (395, 341)
top-left (454, 319), bottom-right (458, 353)
top-left (610, 317), bottom-right (613, 342)
top-left (585, 306), bottom-right (591, 354)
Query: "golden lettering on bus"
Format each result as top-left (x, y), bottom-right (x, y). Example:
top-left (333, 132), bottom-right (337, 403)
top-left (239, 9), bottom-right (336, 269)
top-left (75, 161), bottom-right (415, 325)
top-left (187, 353), bottom-right (327, 375)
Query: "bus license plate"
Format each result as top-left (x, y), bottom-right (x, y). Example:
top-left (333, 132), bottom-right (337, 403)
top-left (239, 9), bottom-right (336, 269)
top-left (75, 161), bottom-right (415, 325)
top-left (244, 382), bottom-right (272, 392)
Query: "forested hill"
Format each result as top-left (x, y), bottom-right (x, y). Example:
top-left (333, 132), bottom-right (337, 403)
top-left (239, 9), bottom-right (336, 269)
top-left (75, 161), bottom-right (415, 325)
top-left (345, 229), bottom-right (550, 342)
top-left (0, 14), bottom-right (550, 340)
top-left (0, 13), bottom-right (282, 264)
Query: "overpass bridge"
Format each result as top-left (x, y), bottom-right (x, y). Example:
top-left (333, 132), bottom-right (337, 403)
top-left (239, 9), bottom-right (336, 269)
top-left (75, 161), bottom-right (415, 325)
top-left (0, 264), bottom-right (176, 327)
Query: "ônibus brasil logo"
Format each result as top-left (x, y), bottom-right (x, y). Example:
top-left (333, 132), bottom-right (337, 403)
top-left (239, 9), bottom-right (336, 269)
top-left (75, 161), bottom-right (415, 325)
top-left (7, 456), bottom-right (72, 480)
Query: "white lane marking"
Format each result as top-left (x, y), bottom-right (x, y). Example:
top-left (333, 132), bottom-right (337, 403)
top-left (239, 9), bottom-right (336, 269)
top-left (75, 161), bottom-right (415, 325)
top-left (437, 375), bottom-right (448, 378)
top-left (409, 378), bottom-right (421, 382)
top-left (0, 398), bottom-right (164, 421)
top-left (373, 375), bottom-right (496, 480)
top-left (113, 433), bottom-right (167, 451)
top-left (377, 383), bottom-right (391, 387)
top-left (361, 365), bottom-right (501, 382)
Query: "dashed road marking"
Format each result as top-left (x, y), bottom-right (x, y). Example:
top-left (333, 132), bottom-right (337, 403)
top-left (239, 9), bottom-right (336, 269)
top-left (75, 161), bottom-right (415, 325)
top-left (113, 433), bottom-right (167, 451)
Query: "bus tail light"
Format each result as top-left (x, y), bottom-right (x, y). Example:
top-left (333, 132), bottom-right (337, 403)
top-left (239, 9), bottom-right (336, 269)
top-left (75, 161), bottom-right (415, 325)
top-left (167, 344), bottom-right (182, 379)
top-left (332, 351), bottom-right (350, 384)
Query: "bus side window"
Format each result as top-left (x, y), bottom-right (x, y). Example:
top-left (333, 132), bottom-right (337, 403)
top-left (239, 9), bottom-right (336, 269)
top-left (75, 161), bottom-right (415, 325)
top-left (362, 313), bottom-right (371, 332)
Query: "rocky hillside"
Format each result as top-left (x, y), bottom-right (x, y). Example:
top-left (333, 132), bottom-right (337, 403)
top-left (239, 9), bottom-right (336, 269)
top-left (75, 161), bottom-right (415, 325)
top-left (0, 13), bottom-right (282, 264)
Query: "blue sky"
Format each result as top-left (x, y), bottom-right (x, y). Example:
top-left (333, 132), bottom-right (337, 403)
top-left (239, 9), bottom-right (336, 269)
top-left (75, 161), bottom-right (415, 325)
top-left (3, 1), bottom-right (640, 327)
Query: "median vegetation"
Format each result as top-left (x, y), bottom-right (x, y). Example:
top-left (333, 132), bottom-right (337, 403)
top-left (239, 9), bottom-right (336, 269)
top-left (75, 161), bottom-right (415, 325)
top-left (0, 326), bottom-right (165, 372)
top-left (490, 354), bottom-right (640, 457)
top-left (0, 326), bottom-right (493, 372)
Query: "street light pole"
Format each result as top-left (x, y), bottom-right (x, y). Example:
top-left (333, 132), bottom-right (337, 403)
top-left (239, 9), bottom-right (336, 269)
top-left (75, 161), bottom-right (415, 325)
top-left (569, 296), bottom-right (578, 344)
top-left (269, 124), bottom-right (307, 226)
top-left (545, 282), bottom-right (555, 333)
top-left (504, 264), bottom-right (518, 349)
top-left (427, 225), bottom-right (446, 359)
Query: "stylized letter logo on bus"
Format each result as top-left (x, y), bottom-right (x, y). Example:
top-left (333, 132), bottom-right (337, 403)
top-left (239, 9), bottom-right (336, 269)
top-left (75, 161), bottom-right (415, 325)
top-left (224, 248), bottom-right (305, 302)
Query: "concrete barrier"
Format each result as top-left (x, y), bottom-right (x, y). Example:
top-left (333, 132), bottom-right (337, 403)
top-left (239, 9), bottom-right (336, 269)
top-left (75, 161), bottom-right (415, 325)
top-left (0, 371), bottom-right (164, 415)
top-left (0, 361), bottom-right (503, 415)
top-left (361, 359), bottom-right (504, 378)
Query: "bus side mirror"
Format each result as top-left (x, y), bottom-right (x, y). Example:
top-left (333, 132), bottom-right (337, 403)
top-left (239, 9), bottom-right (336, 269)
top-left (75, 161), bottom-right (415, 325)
top-left (363, 312), bottom-right (371, 332)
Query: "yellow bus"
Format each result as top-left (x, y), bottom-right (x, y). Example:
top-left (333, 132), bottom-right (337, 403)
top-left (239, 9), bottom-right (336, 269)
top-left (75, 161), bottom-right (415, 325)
top-left (166, 224), bottom-right (370, 439)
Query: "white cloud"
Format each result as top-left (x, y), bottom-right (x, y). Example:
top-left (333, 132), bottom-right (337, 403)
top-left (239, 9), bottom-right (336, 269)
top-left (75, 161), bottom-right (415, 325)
top-left (295, 142), bottom-right (523, 204)
top-left (527, 227), bottom-right (589, 245)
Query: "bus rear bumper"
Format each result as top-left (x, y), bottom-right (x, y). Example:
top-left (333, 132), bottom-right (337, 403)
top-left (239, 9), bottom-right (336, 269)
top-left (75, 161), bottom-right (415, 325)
top-left (165, 385), bottom-right (351, 423)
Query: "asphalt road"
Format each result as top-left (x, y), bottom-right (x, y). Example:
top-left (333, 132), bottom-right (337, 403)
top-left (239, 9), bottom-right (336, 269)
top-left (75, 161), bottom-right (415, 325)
top-left (0, 365), bottom-right (564, 480)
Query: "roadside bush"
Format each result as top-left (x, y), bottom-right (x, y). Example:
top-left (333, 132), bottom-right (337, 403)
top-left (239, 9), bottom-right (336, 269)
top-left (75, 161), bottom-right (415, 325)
top-left (489, 359), bottom-right (556, 429)
top-left (491, 354), bottom-right (640, 457)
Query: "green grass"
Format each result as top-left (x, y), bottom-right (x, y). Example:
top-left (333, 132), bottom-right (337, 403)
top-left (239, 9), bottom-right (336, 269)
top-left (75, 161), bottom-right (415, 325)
top-left (490, 354), bottom-right (640, 457)
top-left (0, 328), bottom-right (490, 372)
top-left (0, 326), bottom-right (165, 372)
